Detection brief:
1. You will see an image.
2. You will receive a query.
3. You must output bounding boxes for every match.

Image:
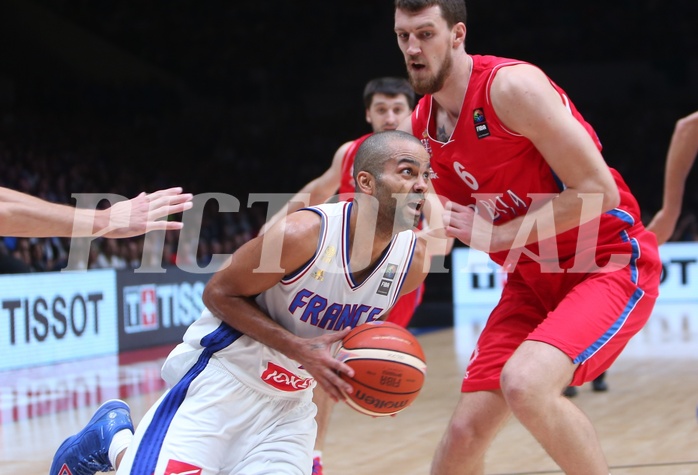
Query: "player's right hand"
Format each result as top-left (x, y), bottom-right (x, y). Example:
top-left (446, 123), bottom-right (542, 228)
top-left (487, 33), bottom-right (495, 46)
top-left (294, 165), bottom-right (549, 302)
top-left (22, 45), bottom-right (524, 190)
top-left (293, 327), bottom-right (354, 402)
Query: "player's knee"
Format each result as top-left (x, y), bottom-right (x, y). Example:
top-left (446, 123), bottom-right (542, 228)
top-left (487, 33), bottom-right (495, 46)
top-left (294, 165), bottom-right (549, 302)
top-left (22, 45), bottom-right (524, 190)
top-left (500, 364), bottom-right (539, 414)
top-left (440, 418), bottom-right (479, 448)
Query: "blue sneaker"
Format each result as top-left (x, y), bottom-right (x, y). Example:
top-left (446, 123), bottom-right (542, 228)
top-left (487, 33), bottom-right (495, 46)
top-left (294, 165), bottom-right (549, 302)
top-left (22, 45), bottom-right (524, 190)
top-left (50, 399), bottom-right (134, 475)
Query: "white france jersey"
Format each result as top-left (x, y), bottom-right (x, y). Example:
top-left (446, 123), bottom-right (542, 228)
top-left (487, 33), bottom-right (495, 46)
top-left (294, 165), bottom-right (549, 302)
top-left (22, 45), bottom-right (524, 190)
top-left (165, 201), bottom-right (418, 399)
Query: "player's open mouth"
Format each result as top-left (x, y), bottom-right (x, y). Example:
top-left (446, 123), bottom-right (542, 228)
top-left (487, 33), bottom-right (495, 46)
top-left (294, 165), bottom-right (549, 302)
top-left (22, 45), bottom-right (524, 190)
top-left (408, 201), bottom-right (424, 213)
top-left (410, 61), bottom-right (426, 71)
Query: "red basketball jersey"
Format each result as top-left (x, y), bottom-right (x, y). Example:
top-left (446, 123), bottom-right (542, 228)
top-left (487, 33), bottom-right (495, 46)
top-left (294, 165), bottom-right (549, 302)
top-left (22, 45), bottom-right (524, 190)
top-left (411, 55), bottom-right (643, 265)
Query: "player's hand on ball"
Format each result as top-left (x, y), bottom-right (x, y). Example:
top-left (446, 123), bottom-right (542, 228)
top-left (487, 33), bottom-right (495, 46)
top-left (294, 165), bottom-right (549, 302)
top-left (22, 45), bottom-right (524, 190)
top-left (293, 327), bottom-right (354, 402)
top-left (334, 321), bottom-right (427, 417)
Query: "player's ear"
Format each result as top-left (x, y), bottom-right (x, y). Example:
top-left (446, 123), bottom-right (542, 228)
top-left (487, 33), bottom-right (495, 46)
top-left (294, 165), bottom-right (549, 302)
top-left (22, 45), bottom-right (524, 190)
top-left (452, 22), bottom-right (466, 49)
top-left (365, 109), bottom-right (373, 126)
top-left (355, 171), bottom-right (375, 194)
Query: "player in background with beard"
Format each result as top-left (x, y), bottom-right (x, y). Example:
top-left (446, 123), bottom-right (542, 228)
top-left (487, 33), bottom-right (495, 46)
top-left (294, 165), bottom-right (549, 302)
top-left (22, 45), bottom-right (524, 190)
top-left (394, 1), bottom-right (661, 474)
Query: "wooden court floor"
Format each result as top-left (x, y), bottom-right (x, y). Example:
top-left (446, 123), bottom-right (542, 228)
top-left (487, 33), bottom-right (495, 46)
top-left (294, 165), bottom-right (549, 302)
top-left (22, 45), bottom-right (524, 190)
top-left (2, 304), bottom-right (698, 475)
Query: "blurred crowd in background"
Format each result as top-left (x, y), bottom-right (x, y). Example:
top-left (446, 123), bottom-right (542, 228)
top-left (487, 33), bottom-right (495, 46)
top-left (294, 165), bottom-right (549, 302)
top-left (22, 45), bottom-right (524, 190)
top-left (0, 137), bottom-right (264, 273)
top-left (0, 0), bottom-right (696, 274)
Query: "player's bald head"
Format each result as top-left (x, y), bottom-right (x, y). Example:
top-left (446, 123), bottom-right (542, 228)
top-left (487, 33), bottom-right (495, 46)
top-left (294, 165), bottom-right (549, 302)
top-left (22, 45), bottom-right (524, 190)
top-left (353, 130), bottom-right (426, 183)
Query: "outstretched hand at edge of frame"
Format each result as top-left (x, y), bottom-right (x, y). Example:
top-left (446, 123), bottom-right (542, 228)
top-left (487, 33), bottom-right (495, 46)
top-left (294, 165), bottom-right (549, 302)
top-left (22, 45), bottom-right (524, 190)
top-left (97, 187), bottom-right (194, 239)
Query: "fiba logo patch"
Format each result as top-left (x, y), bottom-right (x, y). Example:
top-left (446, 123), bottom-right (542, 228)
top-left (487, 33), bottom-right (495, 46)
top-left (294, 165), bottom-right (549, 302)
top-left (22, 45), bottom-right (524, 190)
top-left (376, 279), bottom-right (392, 296)
top-left (383, 263), bottom-right (398, 280)
top-left (473, 108), bottom-right (490, 139)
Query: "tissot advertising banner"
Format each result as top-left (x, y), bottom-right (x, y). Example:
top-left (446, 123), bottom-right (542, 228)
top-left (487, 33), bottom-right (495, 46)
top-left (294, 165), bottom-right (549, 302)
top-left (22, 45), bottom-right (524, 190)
top-left (0, 270), bottom-right (118, 371)
top-left (117, 268), bottom-right (212, 352)
top-left (452, 242), bottom-right (698, 308)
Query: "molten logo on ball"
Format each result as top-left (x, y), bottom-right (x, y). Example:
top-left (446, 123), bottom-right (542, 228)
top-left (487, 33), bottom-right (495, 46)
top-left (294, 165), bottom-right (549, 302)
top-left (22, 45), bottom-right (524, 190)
top-left (353, 390), bottom-right (411, 410)
top-left (335, 321), bottom-right (426, 417)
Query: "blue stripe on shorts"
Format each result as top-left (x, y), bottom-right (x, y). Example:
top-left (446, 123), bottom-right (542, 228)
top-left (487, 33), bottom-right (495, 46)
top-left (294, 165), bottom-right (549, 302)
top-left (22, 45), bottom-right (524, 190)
top-left (130, 322), bottom-right (242, 475)
top-left (573, 287), bottom-right (644, 364)
top-left (574, 222), bottom-right (644, 364)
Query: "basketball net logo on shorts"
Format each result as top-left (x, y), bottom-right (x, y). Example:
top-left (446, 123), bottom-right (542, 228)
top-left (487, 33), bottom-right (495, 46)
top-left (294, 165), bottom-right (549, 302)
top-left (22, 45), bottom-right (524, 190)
top-left (164, 459), bottom-right (203, 475)
top-left (261, 361), bottom-right (314, 391)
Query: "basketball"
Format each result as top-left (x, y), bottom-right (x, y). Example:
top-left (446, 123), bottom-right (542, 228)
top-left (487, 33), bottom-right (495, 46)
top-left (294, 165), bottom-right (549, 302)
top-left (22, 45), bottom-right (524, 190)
top-left (334, 321), bottom-right (427, 417)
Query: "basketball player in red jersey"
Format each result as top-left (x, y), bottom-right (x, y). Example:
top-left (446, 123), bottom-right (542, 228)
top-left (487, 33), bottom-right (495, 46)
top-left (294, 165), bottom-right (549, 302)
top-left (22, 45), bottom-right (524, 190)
top-left (394, 1), bottom-right (662, 474)
top-left (264, 77), bottom-right (451, 475)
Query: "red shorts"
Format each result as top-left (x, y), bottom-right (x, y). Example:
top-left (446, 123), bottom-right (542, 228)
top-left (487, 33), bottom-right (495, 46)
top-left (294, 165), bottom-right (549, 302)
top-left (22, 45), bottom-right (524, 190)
top-left (385, 283), bottom-right (425, 328)
top-left (461, 228), bottom-right (661, 392)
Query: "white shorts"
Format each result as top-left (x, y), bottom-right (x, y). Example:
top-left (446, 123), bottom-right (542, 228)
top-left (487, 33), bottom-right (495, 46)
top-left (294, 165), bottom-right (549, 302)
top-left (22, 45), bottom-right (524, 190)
top-left (116, 356), bottom-right (318, 475)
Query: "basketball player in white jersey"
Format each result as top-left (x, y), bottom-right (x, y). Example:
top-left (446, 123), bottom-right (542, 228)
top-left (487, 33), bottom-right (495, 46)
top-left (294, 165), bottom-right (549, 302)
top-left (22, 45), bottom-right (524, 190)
top-left (51, 130), bottom-right (433, 475)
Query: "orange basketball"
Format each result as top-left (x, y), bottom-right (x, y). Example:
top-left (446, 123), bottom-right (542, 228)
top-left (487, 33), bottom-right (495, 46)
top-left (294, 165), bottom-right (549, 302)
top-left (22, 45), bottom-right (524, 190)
top-left (334, 321), bottom-right (427, 417)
